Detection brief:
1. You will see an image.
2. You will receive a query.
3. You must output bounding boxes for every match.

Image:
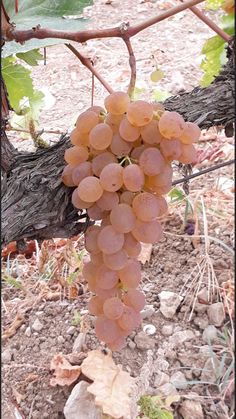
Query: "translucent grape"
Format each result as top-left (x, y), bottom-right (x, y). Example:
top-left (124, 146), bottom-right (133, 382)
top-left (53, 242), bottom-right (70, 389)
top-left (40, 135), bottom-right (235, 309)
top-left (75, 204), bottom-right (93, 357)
top-left (95, 285), bottom-right (118, 300)
top-left (77, 176), bottom-right (103, 202)
top-left (158, 111), bottom-right (185, 139)
top-left (110, 133), bottom-right (132, 156)
top-left (156, 196), bottom-right (168, 216)
top-left (84, 225), bottom-right (101, 254)
top-left (104, 91), bottom-right (130, 115)
top-left (117, 306), bottom-right (141, 331)
top-left (103, 249), bottom-right (128, 271)
top-left (179, 122), bottom-right (201, 144)
top-left (145, 164), bottom-right (173, 191)
top-left (90, 252), bottom-right (104, 266)
top-left (141, 120), bottom-right (162, 144)
top-left (160, 138), bottom-right (182, 162)
top-left (119, 117), bottom-right (140, 142)
top-left (89, 123), bottom-right (113, 150)
top-left (64, 146), bottom-right (89, 165)
top-left (119, 259), bottom-right (141, 289)
top-left (70, 128), bottom-right (89, 147)
top-left (71, 188), bottom-right (93, 209)
top-left (61, 165), bottom-right (76, 187)
top-left (92, 151), bottom-right (117, 177)
top-left (76, 110), bottom-right (99, 134)
top-left (86, 105), bottom-right (105, 115)
top-left (132, 192), bottom-right (160, 222)
top-left (95, 315), bottom-right (121, 343)
top-left (96, 265), bottom-right (119, 290)
top-left (127, 100), bottom-right (153, 127)
top-left (97, 225), bottom-right (124, 255)
top-left (131, 145), bottom-right (147, 160)
top-left (178, 144), bottom-right (197, 164)
top-left (107, 336), bottom-right (126, 351)
top-left (132, 219), bottom-right (163, 244)
top-left (123, 164), bottom-right (145, 192)
top-left (88, 296), bottom-right (104, 316)
top-left (87, 203), bottom-right (107, 221)
top-left (105, 113), bottom-right (123, 133)
top-left (139, 147), bottom-right (165, 176)
top-left (97, 191), bottom-right (119, 211)
top-left (110, 203), bottom-right (136, 233)
top-left (123, 233), bottom-right (142, 258)
top-left (82, 262), bottom-right (97, 291)
top-left (103, 297), bottom-right (124, 320)
top-left (100, 163), bottom-right (124, 192)
top-left (71, 161), bottom-right (92, 185)
top-left (119, 191), bottom-right (134, 206)
top-left (123, 289), bottom-right (146, 312)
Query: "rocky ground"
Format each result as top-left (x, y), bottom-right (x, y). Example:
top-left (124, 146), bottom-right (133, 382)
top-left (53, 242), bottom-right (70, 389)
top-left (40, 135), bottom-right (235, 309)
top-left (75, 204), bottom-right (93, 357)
top-left (2, 0), bottom-right (234, 418)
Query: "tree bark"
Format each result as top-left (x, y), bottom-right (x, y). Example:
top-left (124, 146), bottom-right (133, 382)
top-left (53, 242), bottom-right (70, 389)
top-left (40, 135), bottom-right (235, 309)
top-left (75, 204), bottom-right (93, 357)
top-left (1, 39), bottom-right (234, 246)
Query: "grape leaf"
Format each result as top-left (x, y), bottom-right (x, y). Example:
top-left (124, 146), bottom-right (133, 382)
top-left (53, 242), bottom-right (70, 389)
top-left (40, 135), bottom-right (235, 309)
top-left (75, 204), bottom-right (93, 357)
top-left (16, 49), bottom-right (44, 66)
top-left (2, 0), bottom-right (93, 56)
top-left (151, 89), bottom-right (171, 102)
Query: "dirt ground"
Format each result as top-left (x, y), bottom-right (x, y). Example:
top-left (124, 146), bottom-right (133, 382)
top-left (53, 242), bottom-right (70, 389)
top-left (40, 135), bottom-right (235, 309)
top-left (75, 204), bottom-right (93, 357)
top-left (2, 0), bottom-right (234, 418)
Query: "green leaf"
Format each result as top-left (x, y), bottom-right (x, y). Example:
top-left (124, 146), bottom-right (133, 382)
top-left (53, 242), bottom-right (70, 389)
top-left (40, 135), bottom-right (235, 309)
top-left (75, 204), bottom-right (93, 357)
top-left (221, 12), bottom-right (235, 32)
top-left (205, 0), bottom-right (224, 10)
top-left (168, 187), bottom-right (186, 202)
top-left (2, 0), bottom-right (93, 56)
top-left (16, 49), bottom-right (44, 66)
top-left (200, 36), bottom-right (227, 87)
top-left (151, 89), bottom-right (171, 102)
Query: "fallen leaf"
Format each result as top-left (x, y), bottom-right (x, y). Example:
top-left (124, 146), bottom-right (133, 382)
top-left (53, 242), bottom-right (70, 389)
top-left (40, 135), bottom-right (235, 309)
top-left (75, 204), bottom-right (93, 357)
top-left (138, 243), bottom-right (153, 264)
top-left (81, 350), bottom-right (134, 418)
top-left (2, 313), bottom-right (25, 340)
top-left (50, 353), bottom-right (81, 386)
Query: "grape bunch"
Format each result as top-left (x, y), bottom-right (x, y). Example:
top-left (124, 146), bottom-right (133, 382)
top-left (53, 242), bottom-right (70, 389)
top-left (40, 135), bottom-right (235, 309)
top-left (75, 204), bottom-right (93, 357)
top-left (62, 91), bottom-right (200, 351)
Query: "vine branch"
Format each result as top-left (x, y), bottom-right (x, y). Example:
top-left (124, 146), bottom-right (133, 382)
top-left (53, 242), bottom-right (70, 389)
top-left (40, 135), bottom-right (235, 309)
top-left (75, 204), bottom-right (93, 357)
top-left (123, 37), bottom-right (137, 98)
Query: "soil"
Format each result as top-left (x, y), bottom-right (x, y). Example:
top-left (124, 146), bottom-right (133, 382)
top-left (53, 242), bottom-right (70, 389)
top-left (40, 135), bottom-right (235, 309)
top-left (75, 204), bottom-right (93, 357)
top-left (2, 0), bottom-right (234, 418)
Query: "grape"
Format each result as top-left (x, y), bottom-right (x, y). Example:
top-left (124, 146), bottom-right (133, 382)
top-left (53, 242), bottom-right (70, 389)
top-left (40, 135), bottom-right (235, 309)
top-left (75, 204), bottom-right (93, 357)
top-left (100, 163), bottom-right (124, 192)
top-left (89, 123), bottom-right (113, 150)
top-left (105, 113), bottom-right (123, 133)
top-left (95, 315), bottom-right (121, 343)
top-left (103, 297), bottom-right (124, 319)
top-left (97, 225), bottom-right (124, 255)
top-left (158, 111), bottom-right (185, 139)
top-left (97, 191), bottom-right (119, 211)
top-left (87, 203), bottom-right (107, 221)
top-left (156, 196), bottom-right (168, 216)
top-left (132, 219), bottom-right (163, 244)
top-left (139, 147), bottom-right (165, 176)
top-left (61, 165), bottom-right (76, 187)
top-left (110, 203), bottom-right (136, 233)
top-left (104, 91), bottom-right (130, 115)
top-left (92, 151), bottom-right (117, 176)
top-left (64, 146), bottom-right (89, 165)
top-left (103, 249), bottom-right (128, 271)
top-left (70, 128), bottom-right (89, 147)
top-left (96, 265), bottom-right (119, 290)
top-left (119, 259), bottom-right (141, 289)
top-left (146, 181), bottom-right (172, 195)
top-left (127, 100), bottom-right (153, 127)
top-left (178, 144), bottom-right (197, 164)
top-left (145, 164), bottom-right (173, 192)
top-left (82, 262), bottom-right (97, 291)
top-left (71, 161), bottom-right (92, 185)
top-left (90, 252), bottom-right (104, 266)
top-left (88, 296), bottom-right (104, 316)
top-left (119, 191), bottom-right (134, 206)
top-left (77, 176), bottom-right (103, 202)
top-left (85, 225), bottom-right (101, 254)
top-left (131, 145), bottom-right (147, 160)
top-left (101, 216), bottom-right (111, 228)
top-left (118, 306), bottom-right (141, 331)
top-left (123, 233), bottom-right (142, 258)
top-left (71, 188), bottom-right (93, 209)
top-left (87, 105), bottom-right (105, 115)
top-left (107, 336), bottom-right (126, 351)
top-left (132, 192), bottom-right (160, 222)
top-left (160, 138), bottom-right (182, 162)
top-left (95, 285), bottom-right (119, 300)
top-left (119, 117), bottom-right (140, 142)
top-left (141, 120), bottom-right (162, 144)
top-left (76, 110), bottom-right (99, 134)
top-left (110, 133), bottom-right (132, 156)
top-left (123, 164), bottom-right (145, 192)
top-left (123, 289), bottom-right (146, 312)
top-left (179, 122), bottom-right (201, 144)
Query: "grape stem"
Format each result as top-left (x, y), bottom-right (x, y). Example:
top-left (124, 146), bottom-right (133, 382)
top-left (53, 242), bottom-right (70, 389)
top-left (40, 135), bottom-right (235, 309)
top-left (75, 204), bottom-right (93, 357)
top-left (123, 37), bottom-right (137, 98)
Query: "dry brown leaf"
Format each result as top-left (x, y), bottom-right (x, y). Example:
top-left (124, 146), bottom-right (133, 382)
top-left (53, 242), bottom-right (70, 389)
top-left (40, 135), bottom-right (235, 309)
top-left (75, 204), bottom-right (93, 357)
top-left (50, 353), bottom-right (81, 386)
top-left (2, 312), bottom-right (25, 340)
top-left (81, 350), bottom-right (134, 418)
top-left (138, 243), bottom-right (153, 264)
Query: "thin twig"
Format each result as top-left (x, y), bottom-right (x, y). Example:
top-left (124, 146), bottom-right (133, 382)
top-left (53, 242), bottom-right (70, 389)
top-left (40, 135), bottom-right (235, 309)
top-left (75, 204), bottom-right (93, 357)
top-left (123, 37), bottom-right (137, 98)
top-left (65, 43), bottom-right (113, 93)
top-left (172, 159), bottom-right (235, 186)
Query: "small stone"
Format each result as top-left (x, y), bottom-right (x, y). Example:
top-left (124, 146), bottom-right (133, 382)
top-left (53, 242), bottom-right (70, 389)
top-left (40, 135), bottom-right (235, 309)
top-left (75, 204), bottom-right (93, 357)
top-left (193, 316), bottom-right (209, 330)
top-left (134, 331), bottom-right (155, 350)
top-left (57, 336), bottom-right (65, 344)
top-left (159, 382), bottom-right (177, 396)
top-left (32, 318), bottom-right (43, 332)
top-left (158, 291), bottom-right (183, 319)
top-left (2, 349), bottom-right (12, 363)
top-left (201, 356), bottom-right (221, 383)
top-left (194, 302), bottom-right (208, 314)
top-left (199, 345), bottom-right (212, 357)
top-left (179, 399), bottom-right (204, 419)
top-left (202, 325), bottom-right (218, 343)
top-left (73, 333), bottom-right (86, 352)
top-left (169, 330), bottom-right (195, 347)
top-left (140, 305), bottom-right (155, 319)
top-left (25, 326), bottom-right (31, 337)
top-left (161, 324), bottom-right (174, 336)
top-left (128, 340), bottom-right (136, 349)
top-left (143, 324), bottom-right (156, 335)
top-left (64, 381), bottom-right (101, 419)
top-left (67, 326), bottom-right (76, 335)
top-left (170, 371), bottom-right (188, 389)
top-left (197, 287), bottom-right (210, 304)
top-left (153, 371), bottom-right (169, 387)
top-left (207, 303), bottom-right (225, 327)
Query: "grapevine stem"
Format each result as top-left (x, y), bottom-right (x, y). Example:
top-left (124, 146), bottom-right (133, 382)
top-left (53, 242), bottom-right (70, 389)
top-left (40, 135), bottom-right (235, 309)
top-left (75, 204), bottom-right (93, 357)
top-left (123, 37), bottom-right (137, 98)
